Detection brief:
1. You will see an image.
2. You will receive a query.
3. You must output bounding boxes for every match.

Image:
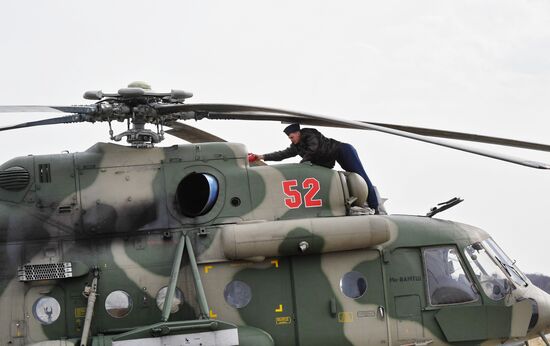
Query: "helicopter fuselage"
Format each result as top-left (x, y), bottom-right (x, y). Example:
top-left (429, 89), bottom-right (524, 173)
top-left (0, 142), bottom-right (548, 346)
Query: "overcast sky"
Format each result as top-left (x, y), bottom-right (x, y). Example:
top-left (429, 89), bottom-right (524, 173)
top-left (1, 0), bottom-right (549, 274)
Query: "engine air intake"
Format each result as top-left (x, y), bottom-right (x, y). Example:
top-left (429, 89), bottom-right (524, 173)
top-left (176, 173), bottom-right (219, 217)
top-left (0, 166), bottom-right (30, 191)
top-left (18, 262), bottom-right (73, 282)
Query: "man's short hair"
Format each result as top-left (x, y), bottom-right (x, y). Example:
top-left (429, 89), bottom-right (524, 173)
top-left (283, 123), bottom-right (301, 135)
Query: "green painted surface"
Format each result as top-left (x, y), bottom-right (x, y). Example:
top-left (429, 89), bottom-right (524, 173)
top-left (0, 142), bottom-right (547, 345)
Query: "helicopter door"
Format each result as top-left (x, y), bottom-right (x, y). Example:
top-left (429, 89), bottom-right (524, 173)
top-left (385, 247), bottom-right (486, 345)
top-left (385, 248), bottom-right (427, 344)
top-left (291, 250), bottom-right (387, 346)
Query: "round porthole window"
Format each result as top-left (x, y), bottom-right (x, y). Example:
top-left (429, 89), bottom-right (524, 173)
top-left (340, 271), bottom-right (368, 299)
top-left (33, 296), bottom-right (61, 325)
top-left (224, 280), bottom-right (252, 309)
top-left (105, 290), bottom-right (132, 318)
top-left (156, 286), bottom-right (185, 313)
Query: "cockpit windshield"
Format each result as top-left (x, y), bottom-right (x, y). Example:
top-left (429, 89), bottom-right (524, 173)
top-left (464, 243), bottom-right (511, 300)
top-left (482, 238), bottom-right (528, 287)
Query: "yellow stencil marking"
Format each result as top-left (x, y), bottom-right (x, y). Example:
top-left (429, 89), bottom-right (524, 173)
top-left (204, 265), bottom-right (214, 273)
top-left (209, 309), bottom-right (218, 318)
top-left (271, 259), bottom-right (279, 268)
top-left (229, 262), bottom-right (253, 268)
top-left (275, 304), bottom-right (283, 313)
top-left (275, 316), bottom-right (291, 325)
top-left (74, 307), bottom-right (87, 318)
top-left (338, 312), bottom-right (353, 323)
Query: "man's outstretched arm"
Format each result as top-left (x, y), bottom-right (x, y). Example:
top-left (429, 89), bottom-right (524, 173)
top-left (261, 146), bottom-right (298, 161)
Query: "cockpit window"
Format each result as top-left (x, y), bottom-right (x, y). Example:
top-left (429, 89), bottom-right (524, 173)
top-left (464, 243), bottom-right (511, 300)
top-left (483, 238), bottom-right (528, 287)
top-left (423, 246), bottom-right (479, 306)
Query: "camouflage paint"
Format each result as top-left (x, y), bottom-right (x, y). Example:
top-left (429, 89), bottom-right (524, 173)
top-left (0, 142), bottom-right (549, 345)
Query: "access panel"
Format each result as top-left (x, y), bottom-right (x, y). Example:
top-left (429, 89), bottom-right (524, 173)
top-left (291, 250), bottom-right (387, 346)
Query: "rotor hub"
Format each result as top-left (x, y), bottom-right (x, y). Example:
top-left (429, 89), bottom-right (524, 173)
top-left (82, 83), bottom-right (193, 147)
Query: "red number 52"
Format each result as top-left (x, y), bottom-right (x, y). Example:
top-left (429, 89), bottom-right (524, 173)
top-left (282, 178), bottom-right (323, 209)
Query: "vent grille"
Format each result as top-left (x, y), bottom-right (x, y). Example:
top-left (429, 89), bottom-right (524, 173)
top-left (57, 205), bottom-right (73, 214)
top-left (0, 166), bottom-right (30, 191)
top-left (18, 262), bottom-right (73, 282)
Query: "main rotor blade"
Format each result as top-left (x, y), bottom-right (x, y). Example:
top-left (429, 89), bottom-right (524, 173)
top-left (365, 122), bottom-right (550, 152)
top-left (159, 103), bottom-right (550, 169)
top-left (159, 103), bottom-right (550, 145)
top-left (202, 114), bottom-right (550, 152)
top-left (196, 114), bottom-right (550, 152)
top-left (0, 105), bottom-right (96, 114)
top-left (0, 114), bottom-right (85, 132)
top-left (165, 121), bottom-right (227, 143)
top-left (165, 121), bottom-right (266, 166)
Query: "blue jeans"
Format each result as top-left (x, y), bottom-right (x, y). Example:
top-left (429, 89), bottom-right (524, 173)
top-left (336, 143), bottom-right (379, 209)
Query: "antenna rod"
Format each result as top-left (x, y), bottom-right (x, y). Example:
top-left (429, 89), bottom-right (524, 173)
top-left (427, 197), bottom-right (464, 218)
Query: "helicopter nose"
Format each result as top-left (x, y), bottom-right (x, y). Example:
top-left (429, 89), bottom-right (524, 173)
top-left (527, 287), bottom-right (550, 338)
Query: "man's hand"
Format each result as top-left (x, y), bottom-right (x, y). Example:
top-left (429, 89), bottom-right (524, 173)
top-left (248, 153), bottom-right (264, 163)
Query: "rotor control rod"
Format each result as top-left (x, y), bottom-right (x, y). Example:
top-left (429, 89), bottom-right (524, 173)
top-left (80, 267), bottom-right (100, 346)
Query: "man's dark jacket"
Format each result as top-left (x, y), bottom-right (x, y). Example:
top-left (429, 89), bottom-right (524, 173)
top-left (263, 128), bottom-right (341, 168)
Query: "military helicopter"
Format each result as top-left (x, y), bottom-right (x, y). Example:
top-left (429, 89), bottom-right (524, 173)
top-left (1, 82), bottom-right (550, 346)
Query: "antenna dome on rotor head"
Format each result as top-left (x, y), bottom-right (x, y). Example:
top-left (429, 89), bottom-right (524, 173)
top-left (127, 81), bottom-right (151, 90)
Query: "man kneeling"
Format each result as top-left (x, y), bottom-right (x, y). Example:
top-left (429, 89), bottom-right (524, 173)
top-left (249, 123), bottom-right (381, 213)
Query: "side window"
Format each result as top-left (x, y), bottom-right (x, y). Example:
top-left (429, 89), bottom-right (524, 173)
top-left (33, 296), bottom-right (61, 325)
top-left (464, 243), bottom-right (511, 300)
top-left (340, 271), bottom-right (368, 299)
top-left (156, 286), bottom-right (185, 313)
top-left (224, 281), bottom-right (252, 309)
top-left (105, 290), bottom-right (132, 318)
top-left (423, 246), bottom-right (479, 305)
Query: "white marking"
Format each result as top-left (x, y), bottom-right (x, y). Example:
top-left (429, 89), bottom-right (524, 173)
top-left (113, 328), bottom-right (239, 346)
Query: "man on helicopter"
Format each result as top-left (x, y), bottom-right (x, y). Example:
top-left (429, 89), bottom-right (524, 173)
top-left (249, 123), bottom-right (381, 213)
